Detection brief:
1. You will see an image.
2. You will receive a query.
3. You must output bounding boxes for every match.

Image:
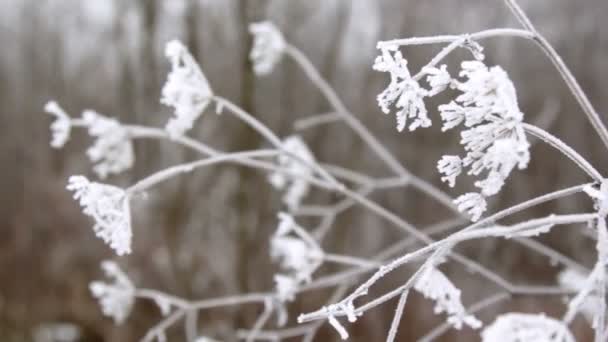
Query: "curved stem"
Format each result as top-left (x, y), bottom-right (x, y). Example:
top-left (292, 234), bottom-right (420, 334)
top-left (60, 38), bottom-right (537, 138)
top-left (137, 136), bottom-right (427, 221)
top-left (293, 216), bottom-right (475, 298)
top-left (523, 123), bottom-right (603, 182)
top-left (504, 0), bottom-right (608, 151)
top-left (377, 28), bottom-right (534, 48)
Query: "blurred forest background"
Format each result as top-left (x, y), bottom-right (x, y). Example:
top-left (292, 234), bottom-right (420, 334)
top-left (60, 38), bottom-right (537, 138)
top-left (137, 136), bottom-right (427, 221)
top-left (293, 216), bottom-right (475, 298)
top-left (3, 0), bottom-right (608, 341)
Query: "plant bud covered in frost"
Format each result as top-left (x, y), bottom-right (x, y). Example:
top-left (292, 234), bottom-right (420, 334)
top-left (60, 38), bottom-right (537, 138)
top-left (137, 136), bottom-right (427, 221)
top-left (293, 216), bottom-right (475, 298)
top-left (414, 266), bottom-right (481, 330)
top-left (89, 261), bottom-right (135, 324)
top-left (67, 176), bottom-right (132, 255)
top-left (44, 101), bottom-right (71, 148)
top-left (269, 135), bottom-right (315, 211)
top-left (248, 21), bottom-right (285, 75)
top-left (481, 313), bottom-right (574, 342)
top-left (454, 192), bottom-right (487, 222)
top-left (161, 40), bottom-right (213, 138)
top-left (82, 110), bottom-right (134, 179)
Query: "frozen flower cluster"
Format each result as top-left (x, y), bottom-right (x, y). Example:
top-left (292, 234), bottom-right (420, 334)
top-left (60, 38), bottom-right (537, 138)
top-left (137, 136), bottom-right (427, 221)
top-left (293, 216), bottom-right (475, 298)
top-left (82, 110), bottom-right (134, 179)
top-left (481, 313), bottom-right (574, 342)
top-left (161, 40), bottom-right (213, 138)
top-left (414, 266), bottom-right (482, 330)
top-left (90, 261), bottom-right (135, 324)
top-left (271, 213), bottom-right (323, 302)
top-left (374, 42), bottom-right (530, 221)
top-left (269, 135), bottom-right (315, 211)
top-left (373, 45), bottom-right (451, 131)
top-left (44, 101), bottom-right (71, 148)
top-left (437, 61), bottom-right (530, 221)
top-left (249, 21), bottom-right (285, 75)
top-left (67, 176), bottom-right (132, 255)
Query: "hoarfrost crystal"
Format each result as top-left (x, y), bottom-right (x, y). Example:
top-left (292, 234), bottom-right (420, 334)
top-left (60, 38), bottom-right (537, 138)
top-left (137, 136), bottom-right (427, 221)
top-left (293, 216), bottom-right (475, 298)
top-left (67, 176), bottom-right (132, 255)
top-left (481, 313), bottom-right (574, 342)
top-left (454, 192), bottom-right (487, 222)
top-left (90, 261), bottom-right (135, 324)
top-left (249, 21), bottom-right (286, 75)
top-left (82, 110), bottom-right (134, 179)
top-left (162, 40), bottom-right (213, 138)
top-left (269, 135), bottom-right (315, 211)
top-left (44, 101), bottom-right (71, 148)
top-left (414, 266), bottom-right (481, 329)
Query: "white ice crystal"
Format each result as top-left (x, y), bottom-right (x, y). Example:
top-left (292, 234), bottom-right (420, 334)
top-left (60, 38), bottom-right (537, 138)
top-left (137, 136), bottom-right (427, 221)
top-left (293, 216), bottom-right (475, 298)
top-left (437, 155), bottom-right (462, 188)
top-left (248, 21), bottom-right (285, 75)
top-left (44, 101), bottom-right (71, 148)
top-left (454, 192), bottom-right (487, 222)
top-left (82, 110), bottom-right (134, 179)
top-left (414, 266), bottom-right (481, 330)
top-left (423, 64), bottom-right (452, 96)
top-left (481, 313), bottom-right (575, 342)
top-left (269, 135), bottom-right (315, 211)
top-left (89, 261), bottom-right (135, 324)
top-left (270, 213), bottom-right (323, 283)
top-left (161, 40), bottom-right (213, 138)
top-left (67, 175), bottom-right (132, 255)
top-left (373, 46), bottom-right (433, 131)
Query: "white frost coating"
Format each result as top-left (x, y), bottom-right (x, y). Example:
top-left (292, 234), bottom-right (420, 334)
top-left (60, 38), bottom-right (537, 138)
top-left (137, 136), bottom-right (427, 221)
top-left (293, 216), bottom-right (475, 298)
top-left (248, 21), bottom-right (285, 75)
top-left (269, 135), bottom-right (315, 211)
top-left (44, 101), bottom-right (71, 148)
top-left (67, 176), bottom-right (132, 255)
top-left (414, 266), bottom-right (481, 330)
top-left (481, 313), bottom-right (574, 342)
top-left (454, 192), bottom-right (487, 222)
top-left (373, 46), bottom-right (432, 132)
top-left (423, 64), bottom-right (452, 96)
top-left (161, 40), bottom-right (213, 138)
top-left (89, 261), bottom-right (135, 324)
top-left (82, 110), bottom-right (134, 179)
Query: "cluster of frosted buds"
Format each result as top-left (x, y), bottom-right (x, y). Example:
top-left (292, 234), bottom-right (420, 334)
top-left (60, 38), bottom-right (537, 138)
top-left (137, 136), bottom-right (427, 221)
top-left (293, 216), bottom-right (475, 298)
top-left (161, 40), bottom-right (213, 138)
top-left (44, 101), bottom-right (71, 148)
top-left (82, 110), bottom-right (134, 179)
top-left (481, 313), bottom-right (574, 342)
top-left (373, 45), bottom-right (451, 131)
top-left (436, 61), bottom-right (530, 221)
top-left (414, 266), bottom-right (482, 330)
top-left (270, 213), bottom-right (323, 302)
top-left (89, 261), bottom-right (135, 324)
top-left (268, 135), bottom-right (315, 211)
top-left (67, 176), bottom-right (132, 255)
top-left (248, 21), bottom-right (286, 75)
